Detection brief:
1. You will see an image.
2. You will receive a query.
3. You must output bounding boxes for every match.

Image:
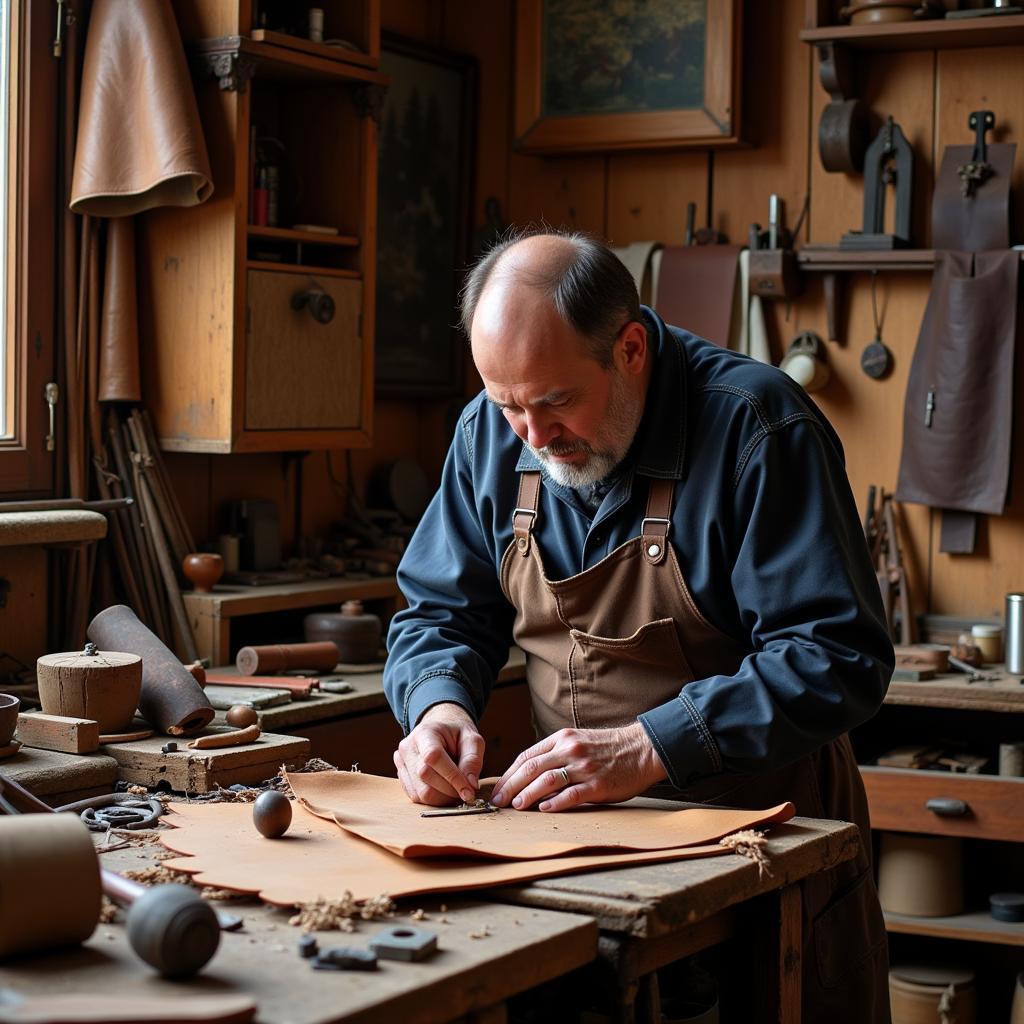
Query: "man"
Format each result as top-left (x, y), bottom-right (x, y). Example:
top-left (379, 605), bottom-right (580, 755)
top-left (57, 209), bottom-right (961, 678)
top-left (384, 230), bottom-right (893, 1019)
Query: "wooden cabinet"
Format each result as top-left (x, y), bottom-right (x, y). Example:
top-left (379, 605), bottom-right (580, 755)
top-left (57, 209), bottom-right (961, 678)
top-left (139, 2), bottom-right (385, 453)
top-left (855, 674), bottom-right (1024, 966)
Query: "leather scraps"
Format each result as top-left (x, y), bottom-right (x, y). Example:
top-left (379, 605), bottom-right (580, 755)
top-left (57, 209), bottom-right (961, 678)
top-left (288, 770), bottom-right (795, 861)
top-left (158, 794), bottom-right (794, 907)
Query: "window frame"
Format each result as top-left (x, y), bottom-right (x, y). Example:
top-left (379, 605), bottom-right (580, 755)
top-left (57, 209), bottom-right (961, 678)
top-left (0, 0), bottom-right (57, 495)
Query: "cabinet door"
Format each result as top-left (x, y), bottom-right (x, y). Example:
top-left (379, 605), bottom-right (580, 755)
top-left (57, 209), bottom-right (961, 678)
top-left (245, 270), bottom-right (363, 431)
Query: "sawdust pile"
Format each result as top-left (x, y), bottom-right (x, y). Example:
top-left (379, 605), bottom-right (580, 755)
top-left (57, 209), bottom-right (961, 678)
top-left (289, 892), bottom-right (396, 932)
top-left (719, 829), bottom-right (772, 879)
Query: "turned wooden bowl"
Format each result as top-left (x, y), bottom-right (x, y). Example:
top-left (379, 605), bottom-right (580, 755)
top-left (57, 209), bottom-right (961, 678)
top-left (0, 693), bottom-right (19, 746)
top-left (182, 552), bottom-right (224, 593)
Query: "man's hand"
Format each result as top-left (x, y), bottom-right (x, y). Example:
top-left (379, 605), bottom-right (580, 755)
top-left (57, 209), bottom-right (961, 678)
top-left (394, 702), bottom-right (485, 806)
top-left (490, 722), bottom-right (668, 812)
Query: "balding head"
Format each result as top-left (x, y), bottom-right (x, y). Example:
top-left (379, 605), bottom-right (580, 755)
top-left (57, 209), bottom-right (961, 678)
top-left (460, 229), bottom-right (642, 368)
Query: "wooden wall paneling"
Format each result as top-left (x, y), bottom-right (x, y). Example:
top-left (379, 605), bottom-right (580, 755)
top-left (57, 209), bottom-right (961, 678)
top-left (713, 0), bottom-right (812, 249)
top-left (0, 549), bottom-right (46, 666)
top-left (300, 454), bottom-right (347, 543)
top-left (207, 453), bottom-right (295, 558)
top-left (162, 453), bottom-right (212, 552)
top-left (813, 271), bottom-right (932, 620)
top-left (507, 155), bottom-right (608, 234)
top-left (381, 0), bottom-right (443, 41)
top-left (441, 0), bottom-right (514, 235)
top-left (605, 152), bottom-right (705, 246)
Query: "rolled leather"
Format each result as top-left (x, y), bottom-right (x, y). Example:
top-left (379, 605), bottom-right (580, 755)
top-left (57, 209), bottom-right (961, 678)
top-left (654, 245), bottom-right (743, 347)
top-left (98, 217), bottom-right (141, 401)
top-left (895, 250), bottom-right (1018, 516)
top-left (70, 0), bottom-right (213, 216)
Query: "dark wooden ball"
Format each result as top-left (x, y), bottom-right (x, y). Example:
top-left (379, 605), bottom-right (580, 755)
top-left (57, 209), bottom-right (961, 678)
top-left (225, 704), bottom-right (259, 728)
top-left (253, 790), bottom-right (292, 839)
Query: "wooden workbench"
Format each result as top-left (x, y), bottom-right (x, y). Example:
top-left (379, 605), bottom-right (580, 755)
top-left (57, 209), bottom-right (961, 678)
top-left (0, 840), bottom-right (598, 1024)
top-left (494, 815), bottom-right (861, 1024)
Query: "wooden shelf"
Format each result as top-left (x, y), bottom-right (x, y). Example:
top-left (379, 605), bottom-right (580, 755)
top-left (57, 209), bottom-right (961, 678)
top-left (250, 28), bottom-right (377, 70)
top-left (248, 225), bottom-right (360, 247)
top-left (801, 14), bottom-right (1024, 51)
top-left (194, 36), bottom-right (388, 87)
top-left (797, 247), bottom-right (939, 272)
top-left (884, 669), bottom-right (1024, 713)
top-left (884, 909), bottom-right (1024, 946)
top-left (246, 260), bottom-right (361, 278)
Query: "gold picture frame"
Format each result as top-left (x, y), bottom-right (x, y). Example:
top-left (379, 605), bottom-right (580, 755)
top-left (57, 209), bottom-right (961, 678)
top-left (514, 0), bottom-right (743, 155)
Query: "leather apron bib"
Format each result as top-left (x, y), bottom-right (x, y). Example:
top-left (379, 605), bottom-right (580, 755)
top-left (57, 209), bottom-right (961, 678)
top-left (500, 471), bottom-right (890, 1023)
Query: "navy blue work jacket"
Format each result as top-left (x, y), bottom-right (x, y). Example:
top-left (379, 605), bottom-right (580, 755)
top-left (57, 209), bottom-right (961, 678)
top-left (384, 307), bottom-right (894, 788)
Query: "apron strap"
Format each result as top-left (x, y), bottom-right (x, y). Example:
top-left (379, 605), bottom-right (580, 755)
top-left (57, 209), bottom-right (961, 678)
top-left (642, 477), bottom-right (674, 565)
top-left (513, 471), bottom-right (542, 556)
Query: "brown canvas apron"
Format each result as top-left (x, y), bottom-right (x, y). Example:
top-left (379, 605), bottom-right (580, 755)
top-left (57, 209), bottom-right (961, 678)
top-left (500, 471), bottom-right (890, 1022)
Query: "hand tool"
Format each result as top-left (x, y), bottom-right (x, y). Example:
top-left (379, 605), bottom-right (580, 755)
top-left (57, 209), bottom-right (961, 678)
top-left (768, 194), bottom-right (781, 249)
top-left (420, 802), bottom-right (498, 818)
top-left (0, 773), bottom-right (220, 976)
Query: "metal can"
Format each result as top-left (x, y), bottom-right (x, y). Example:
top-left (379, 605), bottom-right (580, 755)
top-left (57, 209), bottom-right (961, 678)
top-left (1006, 593), bottom-right (1024, 675)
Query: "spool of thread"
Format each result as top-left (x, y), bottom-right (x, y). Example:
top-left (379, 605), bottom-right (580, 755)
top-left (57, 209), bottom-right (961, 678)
top-left (308, 7), bottom-right (324, 42)
top-left (1007, 593), bottom-right (1024, 674)
top-left (999, 741), bottom-right (1024, 777)
top-left (0, 814), bottom-right (101, 958)
top-left (970, 623), bottom-right (1002, 664)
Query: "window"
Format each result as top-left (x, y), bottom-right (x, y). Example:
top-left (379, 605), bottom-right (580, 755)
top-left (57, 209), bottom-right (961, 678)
top-left (0, 0), bottom-right (56, 494)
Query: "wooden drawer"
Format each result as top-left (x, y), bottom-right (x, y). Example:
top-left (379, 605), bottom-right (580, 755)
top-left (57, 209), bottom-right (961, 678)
top-left (861, 766), bottom-right (1024, 841)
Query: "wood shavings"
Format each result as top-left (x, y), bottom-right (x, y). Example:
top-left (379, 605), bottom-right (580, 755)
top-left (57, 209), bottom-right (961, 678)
top-left (201, 886), bottom-right (247, 901)
top-left (212, 785), bottom-right (261, 803)
top-left (125, 784), bottom-right (149, 797)
top-left (719, 829), bottom-right (772, 879)
top-left (98, 896), bottom-right (119, 924)
top-left (439, 904), bottom-right (448, 913)
top-left (288, 892), bottom-right (395, 932)
top-left (468, 925), bottom-right (491, 939)
top-left (123, 865), bottom-right (194, 887)
top-left (410, 908), bottom-right (427, 921)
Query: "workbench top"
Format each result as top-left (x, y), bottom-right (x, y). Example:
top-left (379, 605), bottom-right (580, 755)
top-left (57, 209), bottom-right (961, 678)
top-left (0, 839), bottom-right (598, 1024)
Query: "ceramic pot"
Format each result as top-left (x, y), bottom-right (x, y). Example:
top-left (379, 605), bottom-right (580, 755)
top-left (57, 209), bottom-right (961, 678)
top-left (878, 832), bottom-right (963, 917)
top-left (182, 552), bottom-right (224, 593)
top-left (304, 600), bottom-right (382, 663)
top-left (840, 0), bottom-right (919, 23)
top-left (888, 965), bottom-right (975, 1024)
top-left (36, 647), bottom-right (142, 734)
top-left (0, 693), bottom-right (19, 746)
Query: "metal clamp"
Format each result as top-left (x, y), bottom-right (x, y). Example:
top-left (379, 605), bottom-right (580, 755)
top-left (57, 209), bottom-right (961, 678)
top-left (641, 516), bottom-right (671, 535)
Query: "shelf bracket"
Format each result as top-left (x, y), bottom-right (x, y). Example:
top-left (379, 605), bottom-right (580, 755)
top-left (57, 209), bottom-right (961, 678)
top-left (816, 42), bottom-right (868, 174)
top-left (353, 84), bottom-right (389, 125)
top-left (195, 51), bottom-right (256, 93)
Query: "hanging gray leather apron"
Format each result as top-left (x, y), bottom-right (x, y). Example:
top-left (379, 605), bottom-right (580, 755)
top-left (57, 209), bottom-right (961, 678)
top-left (500, 470), bottom-right (890, 1023)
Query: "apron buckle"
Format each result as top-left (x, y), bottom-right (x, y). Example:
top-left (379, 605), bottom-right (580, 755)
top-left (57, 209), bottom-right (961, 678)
top-left (513, 507), bottom-right (537, 556)
top-left (641, 516), bottom-right (671, 564)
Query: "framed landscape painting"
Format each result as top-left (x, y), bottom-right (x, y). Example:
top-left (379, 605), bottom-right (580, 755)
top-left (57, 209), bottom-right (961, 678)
top-left (514, 0), bottom-right (742, 154)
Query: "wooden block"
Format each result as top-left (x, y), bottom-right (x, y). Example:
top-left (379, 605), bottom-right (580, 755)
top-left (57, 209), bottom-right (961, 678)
top-left (101, 729), bottom-right (311, 793)
top-left (2, 746), bottom-right (119, 806)
top-left (891, 667), bottom-right (936, 681)
top-left (16, 713), bottom-right (100, 754)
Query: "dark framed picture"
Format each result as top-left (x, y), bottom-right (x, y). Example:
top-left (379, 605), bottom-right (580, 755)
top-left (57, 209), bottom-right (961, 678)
top-left (514, 0), bottom-right (742, 154)
top-left (374, 35), bottom-right (477, 396)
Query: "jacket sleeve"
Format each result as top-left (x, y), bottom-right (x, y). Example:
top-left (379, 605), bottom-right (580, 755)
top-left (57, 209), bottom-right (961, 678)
top-left (639, 417), bottom-right (894, 787)
top-left (384, 420), bottom-right (516, 734)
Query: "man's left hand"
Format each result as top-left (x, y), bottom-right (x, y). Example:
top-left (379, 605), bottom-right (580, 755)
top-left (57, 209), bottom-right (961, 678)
top-left (490, 722), bottom-right (668, 812)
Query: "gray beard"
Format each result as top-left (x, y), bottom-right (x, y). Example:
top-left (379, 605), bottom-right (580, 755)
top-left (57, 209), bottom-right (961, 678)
top-left (529, 371), bottom-right (643, 489)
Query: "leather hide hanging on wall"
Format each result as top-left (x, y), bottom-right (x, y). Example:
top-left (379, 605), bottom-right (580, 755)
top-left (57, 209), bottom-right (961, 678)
top-left (895, 250), bottom-right (1019, 552)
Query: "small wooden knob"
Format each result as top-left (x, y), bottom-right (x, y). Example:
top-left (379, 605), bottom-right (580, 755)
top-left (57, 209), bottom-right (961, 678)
top-left (225, 704), bottom-right (258, 729)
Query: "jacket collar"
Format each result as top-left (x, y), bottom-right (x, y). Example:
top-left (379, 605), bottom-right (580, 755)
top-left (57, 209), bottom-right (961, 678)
top-left (514, 305), bottom-right (688, 480)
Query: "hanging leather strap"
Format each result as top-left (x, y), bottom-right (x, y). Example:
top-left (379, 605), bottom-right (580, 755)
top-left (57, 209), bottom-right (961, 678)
top-left (513, 471), bottom-right (542, 557)
top-left (642, 478), bottom-right (674, 565)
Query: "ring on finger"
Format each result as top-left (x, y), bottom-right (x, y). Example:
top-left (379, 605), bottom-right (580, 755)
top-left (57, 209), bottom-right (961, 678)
top-left (557, 766), bottom-right (570, 786)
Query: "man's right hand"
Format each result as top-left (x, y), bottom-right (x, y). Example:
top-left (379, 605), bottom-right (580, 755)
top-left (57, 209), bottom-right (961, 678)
top-left (393, 702), bottom-right (484, 806)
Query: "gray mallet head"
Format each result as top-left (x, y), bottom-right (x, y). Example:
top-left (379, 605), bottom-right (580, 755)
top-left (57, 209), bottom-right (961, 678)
top-left (126, 883), bottom-right (221, 978)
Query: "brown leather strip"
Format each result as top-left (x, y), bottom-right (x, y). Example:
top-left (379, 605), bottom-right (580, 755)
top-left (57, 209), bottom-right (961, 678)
top-left (513, 471), bottom-right (542, 557)
top-left (642, 478), bottom-right (675, 566)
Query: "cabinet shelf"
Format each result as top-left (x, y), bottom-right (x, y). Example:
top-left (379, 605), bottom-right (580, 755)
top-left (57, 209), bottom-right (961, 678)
top-left (884, 909), bottom-right (1024, 946)
top-left (800, 14), bottom-right (1024, 51)
top-left (194, 36), bottom-right (388, 87)
top-left (248, 225), bottom-right (360, 248)
top-left (250, 29), bottom-right (377, 70)
top-left (245, 260), bottom-right (361, 279)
